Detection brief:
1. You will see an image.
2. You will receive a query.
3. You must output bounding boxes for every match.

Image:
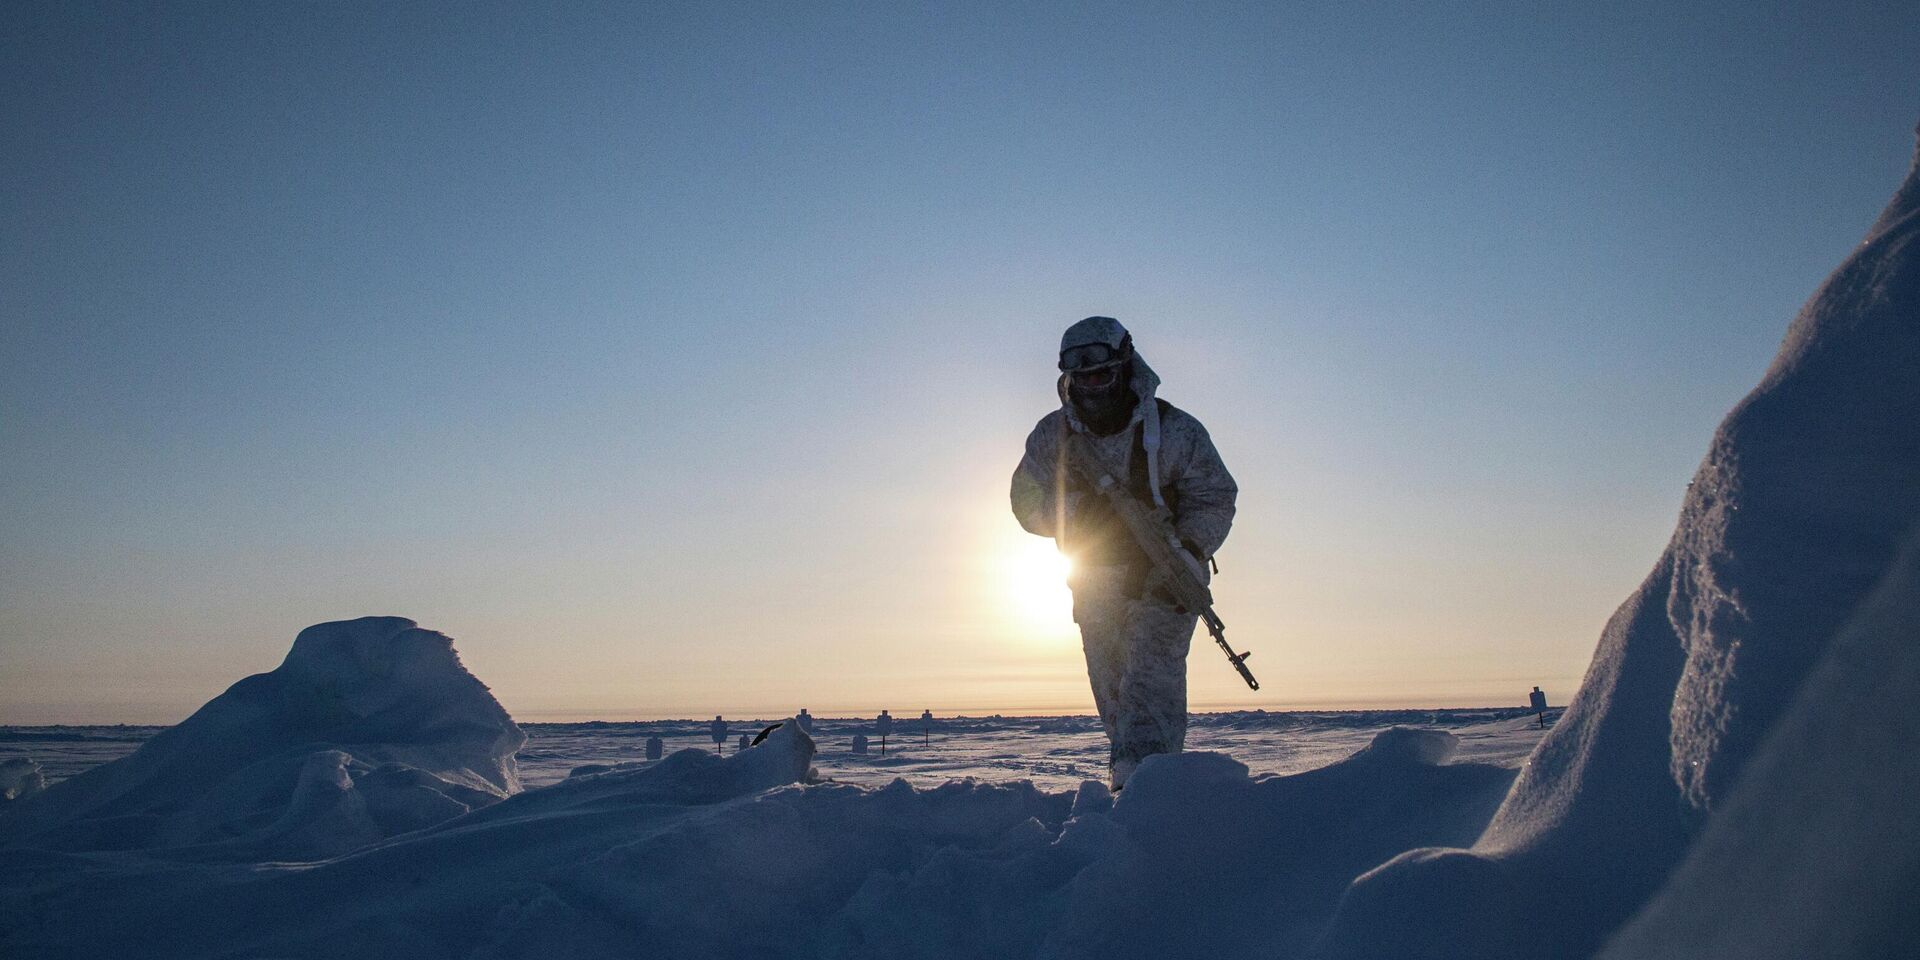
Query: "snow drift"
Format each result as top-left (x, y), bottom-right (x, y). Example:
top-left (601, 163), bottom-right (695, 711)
top-left (1597, 529), bottom-right (1920, 959)
top-left (0, 617), bottom-right (525, 860)
top-left (1322, 126), bottom-right (1920, 959)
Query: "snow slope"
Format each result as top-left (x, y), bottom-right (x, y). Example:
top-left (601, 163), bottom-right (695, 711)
top-left (1321, 124), bottom-right (1920, 960)
top-left (0, 617), bottom-right (525, 860)
top-left (1598, 530), bottom-right (1920, 959)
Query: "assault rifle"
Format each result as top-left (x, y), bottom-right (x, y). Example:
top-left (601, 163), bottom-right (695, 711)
top-left (1061, 431), bottom-right (1260, 690)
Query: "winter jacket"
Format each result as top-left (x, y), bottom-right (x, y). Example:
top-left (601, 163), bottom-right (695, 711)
top-left (1010, 354), bottom-right (1237, 580)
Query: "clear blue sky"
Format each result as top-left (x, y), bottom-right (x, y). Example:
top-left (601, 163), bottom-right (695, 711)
top-left (3, 1), bottom-right (1917, 722)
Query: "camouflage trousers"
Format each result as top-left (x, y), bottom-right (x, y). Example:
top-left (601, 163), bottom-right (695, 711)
top-left (1070, 564), bottom-right (1198, 778)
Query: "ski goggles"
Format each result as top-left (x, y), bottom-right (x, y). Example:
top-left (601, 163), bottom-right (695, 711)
top-left (1067, 364), bottom-right (1124, 389)
top-left (1058, 338), bottom-right (1132, 372)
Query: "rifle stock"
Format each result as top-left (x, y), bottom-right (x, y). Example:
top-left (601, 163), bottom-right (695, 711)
top-left (1062, 432), bottom-right (1260, 691)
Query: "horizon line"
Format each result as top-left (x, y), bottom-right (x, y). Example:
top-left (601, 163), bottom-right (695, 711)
top-left (0, 700), bottom-right (1551, 728)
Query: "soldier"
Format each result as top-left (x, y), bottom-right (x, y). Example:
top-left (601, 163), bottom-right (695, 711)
top-left (1011, 317), bottom-right (1238, 789)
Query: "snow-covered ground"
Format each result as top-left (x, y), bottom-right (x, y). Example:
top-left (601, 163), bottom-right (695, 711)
top-left (3, 707), bottom-right (1552, 792)
top-left (511, 710), bottom-right (1553, 790)
top-left (0, 704), bottom-right (1545, 960)
top-left (0, 612), bottom-right (1553, 960)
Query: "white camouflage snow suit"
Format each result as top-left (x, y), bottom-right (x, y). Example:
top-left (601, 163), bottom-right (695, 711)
top-left (1010, 347), bottom-right (1237, 787)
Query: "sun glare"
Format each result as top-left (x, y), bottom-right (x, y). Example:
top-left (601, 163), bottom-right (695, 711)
top-left (1005, 535), bottom-right (1074, 629)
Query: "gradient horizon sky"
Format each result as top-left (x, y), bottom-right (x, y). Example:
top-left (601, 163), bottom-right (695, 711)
top-left (4, 2), bottom-right (1917, 723)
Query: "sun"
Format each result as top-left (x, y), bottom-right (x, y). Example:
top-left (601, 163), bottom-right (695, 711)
top-left (1005, 535), bottom-right (1074, 628)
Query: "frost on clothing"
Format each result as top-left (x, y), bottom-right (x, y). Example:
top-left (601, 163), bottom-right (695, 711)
top-left (1009, 352), bottom-right (1237, 781)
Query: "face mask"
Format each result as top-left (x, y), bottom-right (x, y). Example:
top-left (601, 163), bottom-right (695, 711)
top-left (1068, 363), bottom-right (1133, 434)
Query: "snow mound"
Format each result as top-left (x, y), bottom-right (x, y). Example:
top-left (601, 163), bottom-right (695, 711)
top-left (1598, 530), bottom-right (1920, 959)
top-left (1344, 725), bottom-right (1458, 766)
top-left (1039, 731), bottom-right (1509, 960)
top-left (0, 617), bottom-right (525, 860)
top-left (0, 759), bottom-right (46, 802)
top-left (0, 724), bottom-right (1512, 959)
top-left (1322, 125), bottom-right (1920, 959)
